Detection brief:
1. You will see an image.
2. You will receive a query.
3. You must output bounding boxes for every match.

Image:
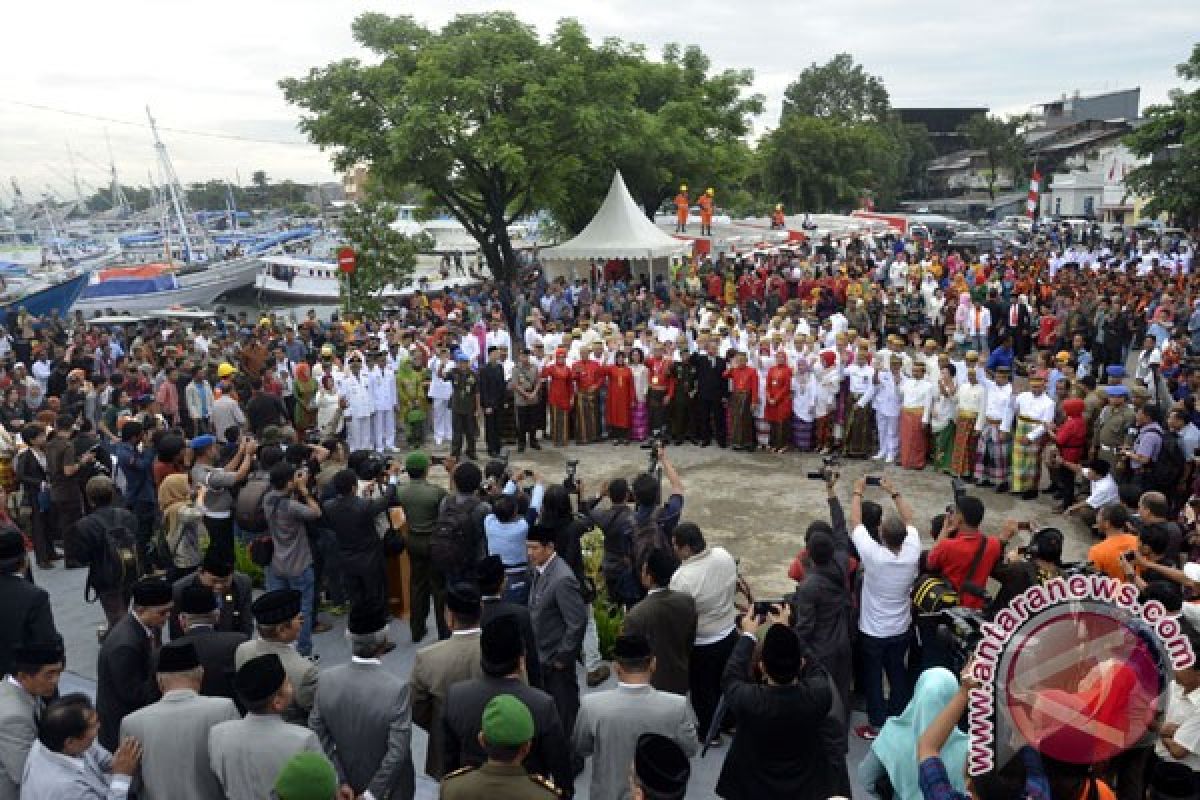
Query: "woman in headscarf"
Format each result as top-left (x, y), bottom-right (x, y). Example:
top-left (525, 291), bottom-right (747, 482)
top-left (858, 667), bottom-right (968, 800)
top-left (1049, 397), bottom-right (1088, 512)
top-left (158, 473), bottom-right (207, 581)
top-left (315, 374), bottom-right (344, 438)
top-left (292, 362), bottom-right (317, 434)
top-left (395, 353), bottom-right (430, 449)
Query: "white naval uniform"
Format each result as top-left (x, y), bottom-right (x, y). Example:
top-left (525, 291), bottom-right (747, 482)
top-left (339, 370), bottom-right (375, 452)
top-left (428, 357), bottom-right (454, 445)
top-left (369, 364), bottom-right (397, 451)
top-left (862, 371), bottom-right (901, 460)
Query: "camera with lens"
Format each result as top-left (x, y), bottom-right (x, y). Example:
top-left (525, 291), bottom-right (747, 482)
top-left (752, 594), bottom-right (795, 620)
top-left (806, 454), bottom-right (840, 481)
top-left (648, 438), bottom-right (666, 473)
top-left (936, 606), bottom-right (984, 666)
top-left (564, 459), bottom-right (580, 492)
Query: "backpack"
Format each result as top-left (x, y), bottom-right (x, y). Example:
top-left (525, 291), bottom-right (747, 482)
top-left (1150, 430), bottom-right (1186, 493)
top-left (431, 494), bottom-right (483, 576)
top-left (235, 470), bottom-right (271, 533)
top-left (83, 511), bottom-right (143, 603)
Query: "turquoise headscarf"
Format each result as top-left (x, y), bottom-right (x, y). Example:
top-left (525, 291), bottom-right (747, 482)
top-left (869, 667), bottom-right (969, 800)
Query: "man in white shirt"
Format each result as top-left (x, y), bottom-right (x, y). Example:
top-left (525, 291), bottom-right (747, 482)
top-left (368, 350), bottom-right (397, 453)
top-left (974, 365), bottom-right (1014, 491)
top-left (848, 476), bottom-right (920, 740)
top-left (484, 319), bottom-right (512, 355)
top-left (1155, 625), bottom-right (1200, 773)
top-left (669, 522), bottom-right (738, 747)
top-left (1063, 459), bottom-right (1120, 528)
top-left (338, 352), bottom-right (374, 452)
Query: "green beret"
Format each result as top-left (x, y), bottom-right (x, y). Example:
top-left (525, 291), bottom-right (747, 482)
top-left (482, 694), bottom-right (534, 747)
top-left (273, 752), bottom-right (338, 800)
top-left (405, 451), bottom-right (431, 470)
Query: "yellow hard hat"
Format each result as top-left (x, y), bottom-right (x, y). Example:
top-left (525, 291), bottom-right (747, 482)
top-left (680, 184), bottom-right (687, 191)
top-left (706, 188), bottom-right (714, 195)
top-left (216, 362), bottom-right (237, 378)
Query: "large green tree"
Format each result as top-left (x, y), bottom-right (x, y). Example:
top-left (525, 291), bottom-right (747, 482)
top-left (781, 53), bottom-right (891, 125)
top-left (338, 200), bottom-right (428, 315)
top-left (1124, 44), bottom-right (1200, 226)
top-left (281, 13), bottom-right (628, 283)
top-left (959, 114), bottom-right (1028, 201)
top-left (546, 41), bottom-right (762, 232)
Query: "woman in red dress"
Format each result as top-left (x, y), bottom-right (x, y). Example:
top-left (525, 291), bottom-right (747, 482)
top-left (602, 350), bottom-right (635, 445)
top-left (764, 351), bottom-right (794, 452)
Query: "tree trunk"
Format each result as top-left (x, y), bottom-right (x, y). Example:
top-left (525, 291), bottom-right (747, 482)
top-left (480, 215), bottom-right (518, 285)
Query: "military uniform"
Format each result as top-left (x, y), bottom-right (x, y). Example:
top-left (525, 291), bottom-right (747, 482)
top-left (440, 762), bottom-right (559, 799)
top-left (449, 367), bottom-right (480, 459)
top-left (1092, 403), bottom-right (1135, 462)
top-left (394, 476), bottom-right (449, 642)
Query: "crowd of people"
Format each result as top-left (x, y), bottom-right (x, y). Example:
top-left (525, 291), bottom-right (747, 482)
top-left (0, 221), bottom-right (1199, 799)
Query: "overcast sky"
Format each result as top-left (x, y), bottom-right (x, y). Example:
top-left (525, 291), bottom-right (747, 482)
top-left (3, 0), bottom-right (1194, 206)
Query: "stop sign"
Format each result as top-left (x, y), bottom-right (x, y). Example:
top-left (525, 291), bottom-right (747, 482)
top-left (337, 246), bottom-right (356, 274)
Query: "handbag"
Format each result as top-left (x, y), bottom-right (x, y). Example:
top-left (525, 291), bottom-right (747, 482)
top-left (248, 534), bottom-right (275, 568)
top-left (912, 535), bottom-right (990, 614)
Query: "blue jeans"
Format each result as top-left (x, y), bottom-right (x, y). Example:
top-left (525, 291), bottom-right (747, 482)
top-left (861, 630), bottom-right (912, 728)
top-left (266, 565), bottom-right (315, 656)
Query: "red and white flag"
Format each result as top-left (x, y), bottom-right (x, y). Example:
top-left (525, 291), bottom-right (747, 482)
top-left (1026, 168), bottom-right (1041, 218)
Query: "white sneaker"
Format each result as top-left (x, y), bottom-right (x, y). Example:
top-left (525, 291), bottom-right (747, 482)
top-left (885, 455), bottom-right (895, 464)
top-left (871, 452), bottom-right (885, 460)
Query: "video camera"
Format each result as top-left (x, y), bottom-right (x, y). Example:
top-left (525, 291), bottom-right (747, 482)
top-left (647, 438), bottom-right (666, 475)
top-left (806, 454), bottom-right (840, 481)
top-left (751, 594), bottom-right (796, 621)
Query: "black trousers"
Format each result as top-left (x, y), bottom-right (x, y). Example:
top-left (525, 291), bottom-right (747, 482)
top-left (482, 407), bottom-right (502, 455)
top-left (407, 535), bottom-right (447, 642)
top-left (451, 411), bottom-right (478, 457)
top-left (543, 663), bottom-right (580, 754)
top-left (648, 389), bottom-right (668, 437)
top-left (689, 629), bottom-right (739, 741)
top-left (341, 555), bottom-right (387, 615)
top-left (516, 405), bottom-right (540, 441)
top-left (695, 397), bottom-right (727, 445)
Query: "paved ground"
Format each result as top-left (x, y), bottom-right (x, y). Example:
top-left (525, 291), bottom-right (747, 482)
top-left (33, 441), bottom-right (1095, 799)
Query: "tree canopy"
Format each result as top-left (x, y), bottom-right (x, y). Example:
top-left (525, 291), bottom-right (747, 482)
top-left (1124, 43), bottom-right (1200, 227)
top-left (281, 14), bottom-right (762, 278)
top-left (337, 200), bottom-right (427, 316)
top-left (782, 53), bottom-right (891, 125)
top-left (959, 114), bottom-right (1028, 201)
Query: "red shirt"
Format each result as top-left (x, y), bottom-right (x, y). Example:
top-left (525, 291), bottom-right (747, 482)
top-left (706, 273), bottom-right (723, 302)
top-left (724, 365), bottom-right (759, 405)
top-left (647, 357), bottom-right (675, 401)
top-left (540, 363), bottom-right (575, 410)
top-left (573, 359), bottom-right (604, 392)
top-left (926, 530), bottom-right (1003, 610)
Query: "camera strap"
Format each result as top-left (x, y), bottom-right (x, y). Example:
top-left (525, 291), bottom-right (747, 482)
top-left (960, 536), bottom-right (991, 599)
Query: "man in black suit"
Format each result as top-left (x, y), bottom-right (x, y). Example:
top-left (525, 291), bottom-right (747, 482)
top-left (479, 347), bottom-right (508, 458)
top-left (169, 550), bottom-right (254, 641)
top-left (1004, 294), bottom-right (1034, 360)
top-left (715, 614), bottom-right (834, 800)
top-left (0, 528), bottom-right (57, 678)
top-left (688, 337), bottom-right (728, 447)
top-left (321, 467), bottom-right (396, 616)
top-left (176, 584), bottom-right (247, 701)
top-left (95, 577), bottom-right (172, 751)
top-left (475, 555), bottom-right (541, 689)
top-left (621, 548), bottom-right (696, 697)
top-left (441, 615), bottom-right (572, 793)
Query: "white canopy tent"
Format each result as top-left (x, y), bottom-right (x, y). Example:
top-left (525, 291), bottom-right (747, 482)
top-left (540, 171), bottom-right (689, 281)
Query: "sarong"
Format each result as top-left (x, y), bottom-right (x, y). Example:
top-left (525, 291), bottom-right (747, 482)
top-left (815, 415), bottom-right (833, 450)
top-left (729, 390), bottom-right (754, 447)
top-left (576, 390), bottom-right (599, 444)
top-left (933, 421), bottom-right (956, 472)
top-left (792, 417), bottom-right (814, 451)
top-left (631, 401), bottom-right (649, 441)
top-left (843, 399), bottom-right (877, 458)
top-left (899, 407), bottom-right (927, 469)
top-left (1010, 416), bottom-right (1043, 493)
top-left (549, 406), bottom-right (570, 446)
top-left (973, 423), bottom-right (1009, 483)
top-left (950, 412), bottom-right (978, 476)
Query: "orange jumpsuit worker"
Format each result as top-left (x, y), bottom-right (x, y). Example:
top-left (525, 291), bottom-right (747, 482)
top-left (674, 184), bottom-right (690, 233)
top-left (698, 188), bottom-right (715, 237)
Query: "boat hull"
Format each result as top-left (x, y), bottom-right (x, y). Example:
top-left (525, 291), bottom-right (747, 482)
top-left (0, 273), bottom-right (90, 321)
top-left (74, 257), bottom-right (259, 314)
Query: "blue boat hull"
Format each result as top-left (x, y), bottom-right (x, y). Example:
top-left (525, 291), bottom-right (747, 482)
top-left (0, 273), bottom-right (89, 321)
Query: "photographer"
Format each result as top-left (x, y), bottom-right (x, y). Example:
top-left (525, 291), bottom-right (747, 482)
top-left (632, 445), bottom-right (685, 562)
top-left (580, 478), bottom-right (640, 608)
top-left (849, 476), bottom-right (921, 741)
top-left (987, 524), bottom-right (1064, 619)
top-left (924, 495), bottom-right (1007, 612)
top-left (791, 472), bottom-right (854, 723)
top-left (190, 433), bottom-right (257, 559)
top-left (483, 474), bottom-right (544, 604)
top-left (262, 461), bottom-right (321, 656)
top-left (321, 465), bottom-right (398, 619)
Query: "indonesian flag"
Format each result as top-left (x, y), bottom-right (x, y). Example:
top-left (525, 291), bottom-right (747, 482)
top-left (1026, 168), bottom-right (1041, 218)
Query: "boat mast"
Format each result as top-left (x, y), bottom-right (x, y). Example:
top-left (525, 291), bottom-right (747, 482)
top-left (105, 131), bottom-right (131, 216)
top-left (146, 106), bottom-right (196, 263)
top-left (66, 142), bottom-right (87, 213)
top-left (225, 181), bottom-right (239, 232)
